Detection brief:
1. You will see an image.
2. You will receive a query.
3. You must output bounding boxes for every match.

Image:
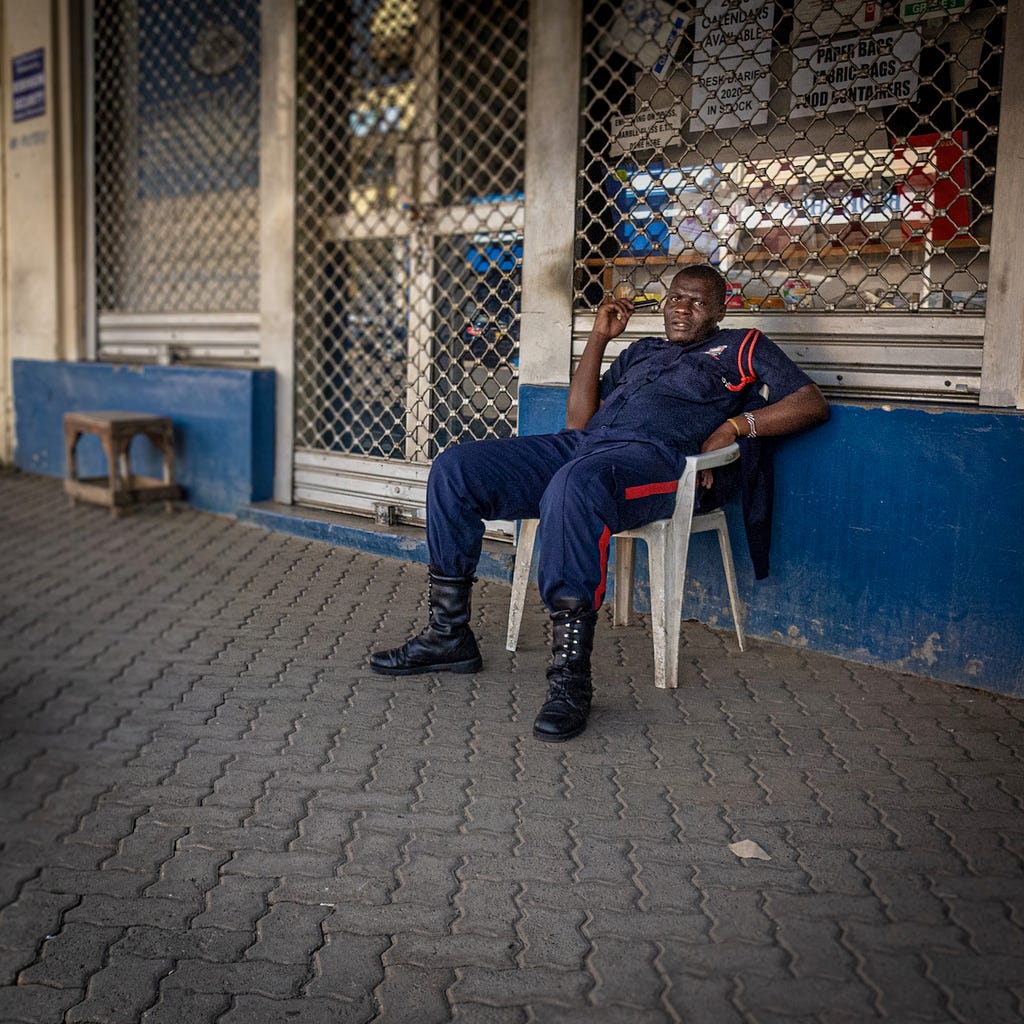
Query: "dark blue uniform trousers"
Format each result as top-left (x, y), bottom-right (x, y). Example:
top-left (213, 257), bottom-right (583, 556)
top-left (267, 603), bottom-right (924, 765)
top-left (427, 430), bottom-right (683, 610)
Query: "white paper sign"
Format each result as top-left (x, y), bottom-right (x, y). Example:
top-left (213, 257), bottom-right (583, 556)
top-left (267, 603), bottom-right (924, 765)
top-left (602, 0), bottom-right (690, 80)
top-left (610, 103), bottom-right (684, 156)
top-left (790, 29), bottom-right (921, 118)
top-left (690, 0), bottom-right (775, 132)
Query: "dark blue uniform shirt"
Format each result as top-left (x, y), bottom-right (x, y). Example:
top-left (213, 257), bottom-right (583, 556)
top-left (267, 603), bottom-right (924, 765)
top-left (585, 327), bottom-right (814, 458)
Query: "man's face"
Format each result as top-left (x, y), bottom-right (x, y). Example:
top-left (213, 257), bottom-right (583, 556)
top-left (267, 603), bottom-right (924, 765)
top-left (663, 273), bottom-right (726, 345)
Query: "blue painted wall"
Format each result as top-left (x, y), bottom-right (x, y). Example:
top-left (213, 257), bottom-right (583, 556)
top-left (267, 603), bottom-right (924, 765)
top-left (519, 383), bottom-right (1024, 698)
top-left (13, 357), bottom-right (1021, 696)
top-left (13, 359), bottom-right (275, 514)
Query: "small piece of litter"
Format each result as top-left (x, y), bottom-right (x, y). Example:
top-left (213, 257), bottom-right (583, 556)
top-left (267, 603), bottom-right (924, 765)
top-left (729, 839), bottom-right (771, 861)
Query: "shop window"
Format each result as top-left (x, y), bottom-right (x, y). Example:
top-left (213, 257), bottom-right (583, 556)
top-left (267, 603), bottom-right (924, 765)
top-left (576, 1), bottom-right (1004, 320)
top-left (93, 0), bottom-right (261, 319)
top-left (293, 0), bottom-right (526, 475)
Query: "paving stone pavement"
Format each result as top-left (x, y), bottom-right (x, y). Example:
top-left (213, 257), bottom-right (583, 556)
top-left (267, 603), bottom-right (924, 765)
top-left (1, 470), bottom-right (1023, 1024)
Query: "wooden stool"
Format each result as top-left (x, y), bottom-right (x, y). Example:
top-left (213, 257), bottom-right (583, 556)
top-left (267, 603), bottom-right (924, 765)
top-left (64, 411), bottom-right (182, 517)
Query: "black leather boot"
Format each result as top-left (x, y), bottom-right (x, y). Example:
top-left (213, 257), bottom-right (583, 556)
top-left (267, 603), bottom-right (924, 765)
top-left (369, 568), bottom-right (483, 675)
top-left (533, 600), bottom-right (597, 742)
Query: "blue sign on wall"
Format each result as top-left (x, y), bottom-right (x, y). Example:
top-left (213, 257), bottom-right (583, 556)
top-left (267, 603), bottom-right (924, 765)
top-left (12, 48), bottom-right (45, 123)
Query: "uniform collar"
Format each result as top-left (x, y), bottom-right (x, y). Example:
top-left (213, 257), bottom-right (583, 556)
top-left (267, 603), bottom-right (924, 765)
top-left (647, 326), bottom-right (726, 352)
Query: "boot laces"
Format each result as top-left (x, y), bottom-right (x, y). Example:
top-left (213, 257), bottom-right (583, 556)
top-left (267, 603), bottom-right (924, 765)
top-left (544, 673), bottom-right (584, 707)
top-left (555, 620), bottom-right (584, 658)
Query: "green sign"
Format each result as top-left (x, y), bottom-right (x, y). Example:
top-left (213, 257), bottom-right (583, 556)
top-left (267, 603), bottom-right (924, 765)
top-left (901, 0), bottom-right (967, 20)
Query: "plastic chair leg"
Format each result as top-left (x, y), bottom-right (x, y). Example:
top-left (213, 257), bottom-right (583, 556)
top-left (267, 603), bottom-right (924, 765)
top-left (506, 518), bottom-right (539, 652)
top-left (613, 536), bottom-right (637, 626)
top-left (659, 522), bottom-right (692, 690)
top-left (713, 516), bottom-right (746, 652)
top-left (645, 530), bottom-right (675, 689)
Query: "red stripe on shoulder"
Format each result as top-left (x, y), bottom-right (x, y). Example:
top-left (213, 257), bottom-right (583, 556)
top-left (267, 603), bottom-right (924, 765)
top-left (725, 328), bottom-right (760, 392)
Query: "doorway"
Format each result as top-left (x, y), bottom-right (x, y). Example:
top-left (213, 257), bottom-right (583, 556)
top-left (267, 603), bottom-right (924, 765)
top-left (292, 0), bottom-right (527, 528)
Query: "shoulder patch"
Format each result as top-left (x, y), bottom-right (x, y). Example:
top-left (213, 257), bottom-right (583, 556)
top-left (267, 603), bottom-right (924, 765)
top-left (704, 345), bottom-right (728, 359)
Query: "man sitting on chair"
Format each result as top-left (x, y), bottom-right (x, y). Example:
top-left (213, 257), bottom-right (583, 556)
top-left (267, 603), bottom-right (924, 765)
top-left (369, 264), bottom-right (829, 742)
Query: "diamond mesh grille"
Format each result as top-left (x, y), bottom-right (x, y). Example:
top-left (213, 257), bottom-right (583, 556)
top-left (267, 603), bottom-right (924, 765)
top-left (576, 1), bottom-right (1004, 316)
top-left (93, 0), bottom-right (261, 314)
top-left (293, 0), bottom-right (526, 467)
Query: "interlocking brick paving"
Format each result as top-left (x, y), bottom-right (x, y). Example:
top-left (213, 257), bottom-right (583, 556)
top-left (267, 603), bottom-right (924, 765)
top-left (1, 471), bottom-right (1022, 1023)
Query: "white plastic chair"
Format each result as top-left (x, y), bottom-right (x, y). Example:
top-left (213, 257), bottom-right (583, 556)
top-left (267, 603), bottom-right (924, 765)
top-left (505, 443), bottom-right (745, 689)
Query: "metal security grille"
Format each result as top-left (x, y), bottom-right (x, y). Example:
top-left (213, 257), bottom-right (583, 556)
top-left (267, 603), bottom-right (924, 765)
top-left (576, 1), bottom-right (1005, 403)
top-left (292, 0), bottom-right (526, 521)
top-left (92, 0), bottom-right (261, 361)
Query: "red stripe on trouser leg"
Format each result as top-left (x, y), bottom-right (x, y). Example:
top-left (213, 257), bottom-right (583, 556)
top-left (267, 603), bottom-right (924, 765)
top-left (593, 525), bottom-right (612, 609)
top-left (624, 480), bottom-right (678, 500)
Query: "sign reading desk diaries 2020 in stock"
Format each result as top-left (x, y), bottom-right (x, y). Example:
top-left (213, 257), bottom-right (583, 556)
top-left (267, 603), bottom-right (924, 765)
top-left (690, 0), bottom-right (775, 132)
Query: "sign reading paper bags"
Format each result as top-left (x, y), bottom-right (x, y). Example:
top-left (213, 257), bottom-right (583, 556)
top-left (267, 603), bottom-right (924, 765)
top-left (690, 0), bottom-right (775, 132)
top-left (790, 29), bottom-right (921, 117)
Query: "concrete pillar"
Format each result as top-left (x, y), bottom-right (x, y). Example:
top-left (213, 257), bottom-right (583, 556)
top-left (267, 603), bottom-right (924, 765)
top-left (518, 0), bottom-right (583, 388)
top-left (1, 0), bottom-right (83, 462)
top-left (260, 0), bottom-right (296, 504)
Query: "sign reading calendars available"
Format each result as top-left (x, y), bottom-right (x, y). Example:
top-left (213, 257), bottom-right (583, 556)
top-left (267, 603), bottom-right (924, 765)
top-left (790, 29), bottom-right (921, 118)
top-left (690, 0), bottom-right (775, 132)
top-left (901, 0), bottom-right (968, 21)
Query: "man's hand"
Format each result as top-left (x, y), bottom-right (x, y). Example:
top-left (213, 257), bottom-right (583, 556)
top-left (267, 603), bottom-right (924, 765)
top-left (566, 296), bottom-right (636, 429)
top-left (592, 296), bottom-right (635, 342)
top-left (698, 383), bottom-right (829, 487)
top-left (699, 422), bottom-right (740, 487)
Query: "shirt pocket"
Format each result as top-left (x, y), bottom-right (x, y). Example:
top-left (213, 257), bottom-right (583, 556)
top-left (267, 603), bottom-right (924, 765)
top-left (650, 360), bottom-right (734, 405)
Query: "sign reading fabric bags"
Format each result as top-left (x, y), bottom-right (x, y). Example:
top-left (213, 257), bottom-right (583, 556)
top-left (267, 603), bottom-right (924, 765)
top-left (790, 29), bottom-right (921, 117)
top-left (690, 0), bottom-right (775, 132)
